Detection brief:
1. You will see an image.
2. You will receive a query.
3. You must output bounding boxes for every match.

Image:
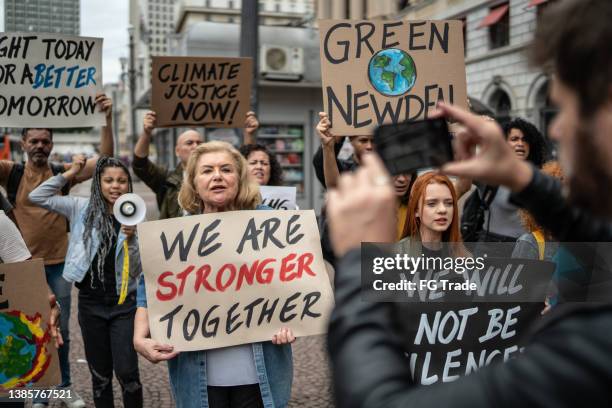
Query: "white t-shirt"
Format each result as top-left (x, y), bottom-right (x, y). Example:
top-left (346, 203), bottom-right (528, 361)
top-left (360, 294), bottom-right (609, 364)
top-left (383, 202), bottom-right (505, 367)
top-left (206, 344), bottom-right (259, 386)
top-left (0, 210), bottom-right (31, 263)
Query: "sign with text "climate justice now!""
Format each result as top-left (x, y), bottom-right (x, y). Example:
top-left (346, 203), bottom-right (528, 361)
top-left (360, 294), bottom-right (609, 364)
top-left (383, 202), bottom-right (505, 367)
top-left (319, 20), bottom-right (468, 135)
top-left (0, 259), bottom-right (60, 393)
top-left (396, 259), bottom-right (555, 385)
top-left (0, 33), bottom-right (105, 128)
top-left (137, 210), bottom-right (334, 351)
top-left (151, 56), bottom-right (252, 128)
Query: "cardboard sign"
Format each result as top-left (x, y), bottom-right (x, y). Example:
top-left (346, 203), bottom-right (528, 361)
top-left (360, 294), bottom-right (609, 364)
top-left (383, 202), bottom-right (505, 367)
top-left (0, 33), bottom-right (105, 128)
top-left (396, 260), bottom-right (554, 385)
top-left (0, 259), bottom-right (60, 392)
top-left (318, 20), bottom-right (468, 135)
top-left (151, 56), bottom-right (252, 128)
top-left (260, 186), bottom-right (298, 210)
top-left (137, 210), bottom-right (334, 351)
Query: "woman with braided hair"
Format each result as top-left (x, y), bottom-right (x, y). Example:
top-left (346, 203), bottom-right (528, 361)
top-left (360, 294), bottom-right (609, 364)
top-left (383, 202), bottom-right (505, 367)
top-left (29, 156), bottom-right (143, 408)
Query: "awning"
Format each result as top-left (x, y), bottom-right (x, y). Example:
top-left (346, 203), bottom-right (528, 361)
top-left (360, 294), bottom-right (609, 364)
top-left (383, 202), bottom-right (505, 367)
top-left (477, 4), bottom-right (509, 28)
top-left (527, 0), bottom-right (548, 7)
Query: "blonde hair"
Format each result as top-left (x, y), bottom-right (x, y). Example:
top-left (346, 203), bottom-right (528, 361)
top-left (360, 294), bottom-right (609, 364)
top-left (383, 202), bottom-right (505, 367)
top-left (178, 141), bottom-right (261, 213)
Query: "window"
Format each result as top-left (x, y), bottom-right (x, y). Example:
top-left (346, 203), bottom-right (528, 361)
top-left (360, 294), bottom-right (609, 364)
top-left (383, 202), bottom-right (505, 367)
top-left (489, 89), bottom-right (512, 124)
top-left (478, 3), bottom-right (510, 49)
top-left (490, 9), bottom-right (509, 49)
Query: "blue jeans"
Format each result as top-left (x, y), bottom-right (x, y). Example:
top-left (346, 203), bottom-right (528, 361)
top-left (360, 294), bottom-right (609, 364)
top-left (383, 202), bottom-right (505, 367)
top-left (34, 263), bottom-right (72, 405)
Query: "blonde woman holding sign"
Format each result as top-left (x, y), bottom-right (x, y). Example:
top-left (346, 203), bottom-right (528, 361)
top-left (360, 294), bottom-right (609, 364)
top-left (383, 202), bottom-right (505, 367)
top-left (134, 141), bottom-right (295, 408)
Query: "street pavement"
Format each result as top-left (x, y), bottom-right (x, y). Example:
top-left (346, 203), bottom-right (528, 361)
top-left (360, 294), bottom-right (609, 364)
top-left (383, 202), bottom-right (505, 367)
top-left (40, 181), bottom-right (335, 408)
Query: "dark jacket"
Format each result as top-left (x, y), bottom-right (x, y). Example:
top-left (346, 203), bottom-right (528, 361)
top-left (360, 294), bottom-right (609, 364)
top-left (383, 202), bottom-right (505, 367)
top-left (312, 138), bottom-right (358, 189)
top-left (132, 155), bottom-right (183, 219)
top-left (328, 169), bottom-right (612, 408)
top-left (313, 139), bottom-right (359, 267)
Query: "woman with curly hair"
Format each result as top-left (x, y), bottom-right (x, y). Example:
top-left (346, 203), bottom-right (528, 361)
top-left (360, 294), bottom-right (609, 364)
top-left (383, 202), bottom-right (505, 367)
top-left (512, 161), bottom-right (564, 261)
top-left (502, 117), bottom-right (549, 167)
top-left (462, 117), bottom-right (549, 256)
top-left (239, 144), bottom-right (284, 186)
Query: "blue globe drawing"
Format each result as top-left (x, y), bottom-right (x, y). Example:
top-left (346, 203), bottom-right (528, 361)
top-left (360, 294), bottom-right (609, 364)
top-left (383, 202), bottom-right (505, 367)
top-left (368, 48), bottom-right (417, 97)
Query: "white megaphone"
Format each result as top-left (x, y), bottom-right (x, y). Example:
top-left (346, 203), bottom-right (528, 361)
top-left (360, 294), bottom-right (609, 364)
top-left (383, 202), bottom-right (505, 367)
top-left (113, 193), bottom-right (147, 226)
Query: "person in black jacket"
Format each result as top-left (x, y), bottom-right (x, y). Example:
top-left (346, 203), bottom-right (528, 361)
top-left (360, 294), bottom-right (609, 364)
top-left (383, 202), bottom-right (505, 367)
top-left (325, 0), bottom-right (612, 406)
top-left (312, 111), bottom-right (374, 189)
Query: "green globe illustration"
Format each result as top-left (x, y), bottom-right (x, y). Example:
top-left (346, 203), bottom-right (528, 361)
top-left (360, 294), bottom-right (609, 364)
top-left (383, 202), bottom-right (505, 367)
top-left (368, 48), bottom-right (417, 97)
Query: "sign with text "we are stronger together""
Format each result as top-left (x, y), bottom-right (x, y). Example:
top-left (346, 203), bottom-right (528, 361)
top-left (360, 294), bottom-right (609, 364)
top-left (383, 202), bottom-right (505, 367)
top-left (138, 210), bottom-right (334, 352)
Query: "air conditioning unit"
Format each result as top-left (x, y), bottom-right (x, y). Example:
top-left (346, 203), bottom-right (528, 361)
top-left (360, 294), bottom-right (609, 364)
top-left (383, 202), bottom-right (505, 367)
top-left (260, 45), bottom-right (304, 81)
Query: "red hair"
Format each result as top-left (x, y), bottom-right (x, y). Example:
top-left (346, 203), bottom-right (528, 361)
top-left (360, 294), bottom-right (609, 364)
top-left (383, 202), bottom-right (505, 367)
top-left (402, 173), bottom-right (464, 254)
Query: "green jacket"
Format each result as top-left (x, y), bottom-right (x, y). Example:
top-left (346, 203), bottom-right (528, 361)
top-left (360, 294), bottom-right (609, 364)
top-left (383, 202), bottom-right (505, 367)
top-left (132, 155), bottom-right (183, 219)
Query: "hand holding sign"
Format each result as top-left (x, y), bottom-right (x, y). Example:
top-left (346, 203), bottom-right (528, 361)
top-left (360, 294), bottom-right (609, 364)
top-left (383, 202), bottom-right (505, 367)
top-left (244, 111), bottom-right (259, 136)
top-left (48, 293), bottom-right (63, 348)
top-left (95, 92), bottom-right (112, 120)
top-left (316, 112), bottom-right (335, 147)
top-left (135, 337), bottom-right (179, 364)
top-left (272, 327), bottom-right (296, 345)
top-left (143, 111), bottom-right (157, 136)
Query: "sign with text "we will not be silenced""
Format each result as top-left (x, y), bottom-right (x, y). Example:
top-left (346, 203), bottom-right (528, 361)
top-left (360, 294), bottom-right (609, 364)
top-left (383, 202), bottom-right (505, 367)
top-left (0, 33), bottom-right (105, 128)
top-left (137, 210), bottom-right (334, 351)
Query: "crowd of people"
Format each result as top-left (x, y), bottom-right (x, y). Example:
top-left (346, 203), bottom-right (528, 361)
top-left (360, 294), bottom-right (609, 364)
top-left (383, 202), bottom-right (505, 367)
top-left (1, 0), bottom-right (611, 407)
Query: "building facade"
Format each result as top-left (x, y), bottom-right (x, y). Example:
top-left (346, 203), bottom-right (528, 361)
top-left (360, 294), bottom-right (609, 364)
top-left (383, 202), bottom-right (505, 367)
top-left (400, 0), bottom-right (557, 133)
top-left (315, 0), bottom-right (400, 20)
top-left (124, 0), bottom-right (326, 210)
top-left (4, 0), bottom-right (80, 34)
top-left (175, 0), bottom-right (314, 31)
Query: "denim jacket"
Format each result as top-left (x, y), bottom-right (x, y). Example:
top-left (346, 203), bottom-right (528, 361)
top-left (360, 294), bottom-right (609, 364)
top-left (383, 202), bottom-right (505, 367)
top-left (136, 205), bottom-right (293, 408)
top-left (29, 175), bottom-right (142, 296)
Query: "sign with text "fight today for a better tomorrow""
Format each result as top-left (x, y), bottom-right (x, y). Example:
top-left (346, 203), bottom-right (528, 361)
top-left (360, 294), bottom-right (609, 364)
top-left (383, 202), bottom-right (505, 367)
top-left (0, 33), bottom-right (105, 127)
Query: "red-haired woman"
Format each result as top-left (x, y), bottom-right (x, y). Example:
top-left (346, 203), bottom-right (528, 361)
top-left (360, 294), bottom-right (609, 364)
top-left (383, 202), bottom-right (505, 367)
top-left (398, 172), bottom-right (468, 257)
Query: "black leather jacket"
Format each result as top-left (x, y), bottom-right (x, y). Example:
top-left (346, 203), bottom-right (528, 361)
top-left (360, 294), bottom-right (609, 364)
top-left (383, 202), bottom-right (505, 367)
top-left (328, 170), bottom-right (612, 407)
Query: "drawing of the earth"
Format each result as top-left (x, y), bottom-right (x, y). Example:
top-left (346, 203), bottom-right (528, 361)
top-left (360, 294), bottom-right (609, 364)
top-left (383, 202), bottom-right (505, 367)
top-left (368, 48), bottom-right (417, 96)
top-left (0, 311), bottom-right (51, 389)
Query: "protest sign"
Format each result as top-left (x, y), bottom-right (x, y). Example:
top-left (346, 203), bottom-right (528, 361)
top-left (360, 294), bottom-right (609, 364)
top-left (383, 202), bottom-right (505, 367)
top-left (0, 259), bottom-right (60, 392)
top-left (151, 56), bottom-right (252, 128)
top-left (260, 186), bottom-right (298, 210)
top-left (393, 258), bottom-right (554, 385)
top-left (318, 20), bottom-right (468, 135)
top-left (137, 210), bottom-right (334, 351)
top-left (0, 33), bottom-right (104, 127)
